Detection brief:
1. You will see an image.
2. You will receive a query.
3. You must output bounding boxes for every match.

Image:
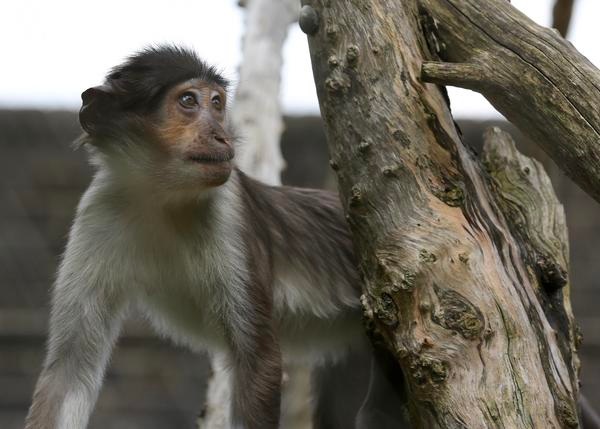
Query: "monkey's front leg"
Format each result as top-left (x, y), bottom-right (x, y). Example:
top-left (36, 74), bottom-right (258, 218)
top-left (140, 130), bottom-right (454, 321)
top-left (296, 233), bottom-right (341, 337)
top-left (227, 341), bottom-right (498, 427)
top-left (226, 293), bottom-right (282, 429)
top-left (230, 333), bottom-right (282, 429)
top-left (25, 272), bottom-right (125, 429)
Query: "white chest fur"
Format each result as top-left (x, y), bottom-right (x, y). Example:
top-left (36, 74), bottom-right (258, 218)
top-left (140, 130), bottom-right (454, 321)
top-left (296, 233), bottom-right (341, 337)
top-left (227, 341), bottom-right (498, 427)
top-left (70, 173), bottom-right (248, 353)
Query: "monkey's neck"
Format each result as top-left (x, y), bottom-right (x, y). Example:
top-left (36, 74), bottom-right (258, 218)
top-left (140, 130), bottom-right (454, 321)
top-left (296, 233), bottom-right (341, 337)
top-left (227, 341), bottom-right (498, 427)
top-left (93, 163), bottom-right (238, 228)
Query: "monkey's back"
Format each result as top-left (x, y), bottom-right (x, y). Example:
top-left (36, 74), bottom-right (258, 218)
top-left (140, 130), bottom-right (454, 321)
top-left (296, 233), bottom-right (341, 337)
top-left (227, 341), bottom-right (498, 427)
top-left (237, 170), bottom-right (365, 361)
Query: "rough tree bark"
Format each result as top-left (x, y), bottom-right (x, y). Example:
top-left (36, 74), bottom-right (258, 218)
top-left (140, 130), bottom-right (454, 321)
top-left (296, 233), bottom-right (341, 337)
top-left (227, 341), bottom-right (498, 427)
top-left (199, 1), bottom-right (313, 428)
top-left (482, 126), bottom-right (580, 401)
top-left (301, 0), bottom-right (582, 427)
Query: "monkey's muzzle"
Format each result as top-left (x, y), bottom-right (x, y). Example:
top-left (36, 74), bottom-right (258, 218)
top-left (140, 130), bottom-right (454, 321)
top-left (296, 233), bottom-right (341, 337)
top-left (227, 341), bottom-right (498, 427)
top-left (185, 150), bottom-right (234, 164)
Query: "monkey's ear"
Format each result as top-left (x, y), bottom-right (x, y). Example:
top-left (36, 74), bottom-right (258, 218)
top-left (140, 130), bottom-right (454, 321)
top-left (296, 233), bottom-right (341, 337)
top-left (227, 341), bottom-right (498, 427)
top-left (79, 84), bottom-right (118, 136)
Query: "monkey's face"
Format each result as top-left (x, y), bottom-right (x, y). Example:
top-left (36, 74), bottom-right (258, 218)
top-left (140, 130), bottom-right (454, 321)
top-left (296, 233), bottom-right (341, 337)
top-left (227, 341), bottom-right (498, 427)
top-left (79, 47), bottom-right (234, 196)
top-left (151, 79), bottom-right (234, 189)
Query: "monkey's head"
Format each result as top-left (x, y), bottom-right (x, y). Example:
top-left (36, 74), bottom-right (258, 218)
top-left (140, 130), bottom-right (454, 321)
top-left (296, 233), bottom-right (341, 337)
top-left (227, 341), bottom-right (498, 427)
top-left (79, 45), bottom-right (234, 191)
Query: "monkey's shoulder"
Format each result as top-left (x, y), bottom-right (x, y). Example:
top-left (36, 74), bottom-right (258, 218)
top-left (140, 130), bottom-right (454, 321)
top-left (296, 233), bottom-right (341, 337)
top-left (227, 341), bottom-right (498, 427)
top-left (235, 169), bottom-right (345, 224)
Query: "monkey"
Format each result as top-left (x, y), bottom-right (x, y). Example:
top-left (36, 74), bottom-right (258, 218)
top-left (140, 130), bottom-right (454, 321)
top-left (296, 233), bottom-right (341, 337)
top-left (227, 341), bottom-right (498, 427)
top-left (24, 45), bottom-right (410, 429)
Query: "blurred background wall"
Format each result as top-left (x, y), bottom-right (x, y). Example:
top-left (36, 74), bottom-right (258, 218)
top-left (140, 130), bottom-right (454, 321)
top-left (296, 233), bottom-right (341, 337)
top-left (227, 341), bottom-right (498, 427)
top-left (1, 1), bottom-right (599, 428)
top-left (1, 113), bottom-right (599, 428)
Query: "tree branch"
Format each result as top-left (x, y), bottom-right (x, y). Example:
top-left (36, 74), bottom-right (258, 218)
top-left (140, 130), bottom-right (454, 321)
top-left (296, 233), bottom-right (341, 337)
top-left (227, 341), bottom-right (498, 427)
top-left (421, 61), bottom-right (485, 90)
top-left (482, 127), bottom-right (580, 384)
top-left (552, 0), bottom-right (576, 38)
top-left (419, 0), bottom-right (600, 203)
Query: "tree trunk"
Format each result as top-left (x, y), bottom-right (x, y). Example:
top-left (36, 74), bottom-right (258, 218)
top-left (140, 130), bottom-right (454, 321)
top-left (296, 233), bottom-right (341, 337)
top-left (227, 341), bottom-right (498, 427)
top-left (232, 0), bottom-right (299, 185)
top-left (301, 0), bottom-right (580, 427)
top-left (199, 1), bottom-right (312, 428)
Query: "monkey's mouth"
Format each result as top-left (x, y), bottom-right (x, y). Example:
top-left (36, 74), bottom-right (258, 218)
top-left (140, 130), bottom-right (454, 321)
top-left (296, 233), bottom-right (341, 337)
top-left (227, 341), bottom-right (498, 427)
top-left (186, 151), bottom-right (234, 164)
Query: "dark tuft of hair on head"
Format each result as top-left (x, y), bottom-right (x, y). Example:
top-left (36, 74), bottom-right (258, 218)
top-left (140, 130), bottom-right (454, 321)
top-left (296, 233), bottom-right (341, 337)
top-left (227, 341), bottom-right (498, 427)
top-left (106, 45), bottom-right (229, 111)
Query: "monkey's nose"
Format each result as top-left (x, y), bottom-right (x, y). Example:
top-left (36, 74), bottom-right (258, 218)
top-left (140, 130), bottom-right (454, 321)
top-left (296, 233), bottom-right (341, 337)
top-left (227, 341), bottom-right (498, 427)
top-left (214, 134), bottom-right (229, 145)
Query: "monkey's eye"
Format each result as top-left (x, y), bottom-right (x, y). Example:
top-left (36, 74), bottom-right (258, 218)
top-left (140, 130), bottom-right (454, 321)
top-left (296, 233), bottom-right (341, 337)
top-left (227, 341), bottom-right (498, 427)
top-left (179, 92), bottom-right (198, 108)
top-left (211, 94), bottom-right (223, 111)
